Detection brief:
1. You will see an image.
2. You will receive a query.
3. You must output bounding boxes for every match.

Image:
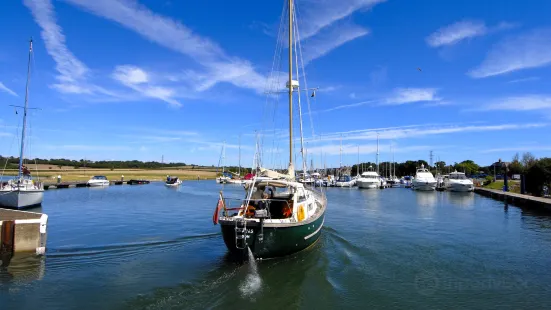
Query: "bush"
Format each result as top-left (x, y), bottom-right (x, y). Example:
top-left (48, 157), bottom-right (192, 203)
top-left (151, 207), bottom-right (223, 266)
top-left (525, 158), bottom-right (551, 196)
top-left (484, 175), bottom-right (493, 186)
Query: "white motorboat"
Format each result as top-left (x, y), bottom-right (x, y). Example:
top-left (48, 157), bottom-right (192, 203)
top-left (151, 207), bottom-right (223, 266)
top-left (0, 40), bottom-right (44, 209)
top-left (165, 176), bottom-right (182, 187)
top-left (357, 166), bottom-right (380, 189)
top-left (335, 175), bottom-right (356, 187)
top-left (87, 175), bottom-right (110, 187)
top-left (444, 171), bottom-right (474, 192)
top-left (412, 164), bottom-right (437, 191)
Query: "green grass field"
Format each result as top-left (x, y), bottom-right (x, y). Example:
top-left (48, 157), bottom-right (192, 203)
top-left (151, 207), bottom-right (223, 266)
top-left (482, 180), bottom-right (521, 194)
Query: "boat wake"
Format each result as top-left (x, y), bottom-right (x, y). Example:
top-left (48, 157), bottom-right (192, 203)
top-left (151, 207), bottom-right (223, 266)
top-left (45, 233), bottom-right (220, 270)
top-left (239, 247), bottom-right (262, 298)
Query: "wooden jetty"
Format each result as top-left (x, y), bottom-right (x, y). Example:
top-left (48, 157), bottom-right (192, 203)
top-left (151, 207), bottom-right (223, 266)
top-left (0, 208), bottom-right (48, 256)
top-left (43, 180), bottom-right (151, 189)
top-left (475, 187), bottom-right (551, 210)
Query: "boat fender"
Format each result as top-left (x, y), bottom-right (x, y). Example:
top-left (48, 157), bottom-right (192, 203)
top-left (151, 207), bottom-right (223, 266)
top-left (213, 199), bottom-right (223, 225)
top-left (297, 205), bottom-right (305, 222)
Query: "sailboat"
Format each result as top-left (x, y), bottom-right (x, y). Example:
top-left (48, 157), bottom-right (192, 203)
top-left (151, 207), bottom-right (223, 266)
top-left (216, 142), bottom-right (231, 184)
top-left (212, 0), bottom-right (327, 259)
top-left (0, 40), bottom-right (44, 209)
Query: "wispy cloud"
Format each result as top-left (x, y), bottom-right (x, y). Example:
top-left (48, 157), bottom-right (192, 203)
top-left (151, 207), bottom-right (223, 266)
top-left (311, 100), bottom-right (375, 114)
top-left (426, 20), bottom-right (487, 47)
top-left (41, 144), bottom-right (132, 151)
top-left (478, 95), bottom-right (551, 111)
top-left (0, 82), bottom-right (18, 97)
top-left (481, 145), bottom-right (551, 153)
top-left (507, 76), bottom-right (540, 84)
top-left (307, 143), bottom-right (436, 156)
top-left (302, 23), bottom-right (369, 64)
top-left (426, 20), bottom-right (518, 48)
top-left (312, 123), bottom-right (546, 143)
top-left (112, 65), bottom-right (181, 107)
top-left (468, 28), bottom-right (551, 78)
top-left (298, 0), bottom-right (385, 40)
top-left (24, 0), bottom-right (91, 94)
top-left (65, 0), bottom-right (267, 93)
top-left (384, 88), bottom-right (441, 105)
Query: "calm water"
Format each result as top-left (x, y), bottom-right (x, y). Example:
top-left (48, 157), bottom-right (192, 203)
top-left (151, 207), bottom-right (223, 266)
top-left (1, 182), bottom-right (551, 309)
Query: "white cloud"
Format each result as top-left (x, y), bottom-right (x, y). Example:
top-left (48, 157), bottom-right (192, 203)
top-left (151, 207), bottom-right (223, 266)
top-left (507, 77), bottom-right (540, 84)
top-left (298, 0), bottom-right (385, 40)
top-left (307, 143), bottom-right (434, 156)
top-left (349, 92), bottom-right (357, 99)
top-left (468, 28), bottom-right (551, 78)
top-left (426, 20), bottom-right (518, 48)
top-left (426, 20), bottom-right (487, 47)
top-left (24, 0), bottom-right (90, 93)
top-left (0, 82), bottom-right (18, 96)
top-left (385, 88), bottom-right (440, 105)
top-left (49, 144), bottom-right (132, 151)
top-left (311, 100), bottom-right (376, 114)
top-left (481, 146), bottom-right (551, 153)
top-left (112, 66), bottom-right (149, 84)
top-left (312, 123), bottom-right (546, 143)
top-left (65, 0), bottom-right (267, 93)
top-left (481, 95), bottom-right (551, 111)
top-left (302, 23), bottom-right (369, 64)
top-left (112, 65), bottom-right (181, 107)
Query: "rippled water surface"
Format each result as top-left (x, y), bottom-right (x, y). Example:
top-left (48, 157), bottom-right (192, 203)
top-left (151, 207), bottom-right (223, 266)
top-left (1, 181), bottom-right (551, 309)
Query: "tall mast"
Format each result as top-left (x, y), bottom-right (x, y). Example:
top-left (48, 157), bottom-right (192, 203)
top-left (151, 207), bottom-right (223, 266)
top-left (18, 39), bottom-right (33, 180)
top-left (339, 134), bottom-right (342, 169)
top-left (238, 135), bottom-right (241, 176)
top-left (288, 0), bottom-right (293, 167)
top-left (357, 146), bottom-right (360, 176)
top-left (222, 141), bottom-right (225, 174)
top-left (376, 132), bottom-right (379, 174)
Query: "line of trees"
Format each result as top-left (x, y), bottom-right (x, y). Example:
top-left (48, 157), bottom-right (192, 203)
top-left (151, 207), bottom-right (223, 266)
top-left (0, 156), bottom-right (191, 169)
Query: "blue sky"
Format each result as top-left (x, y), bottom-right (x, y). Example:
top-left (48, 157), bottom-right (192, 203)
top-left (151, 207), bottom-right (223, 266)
top-left (1, 0), bottom-right (551, 168)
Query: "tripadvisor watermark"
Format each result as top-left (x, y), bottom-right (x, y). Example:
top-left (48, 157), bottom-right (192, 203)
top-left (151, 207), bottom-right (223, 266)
top-left (414, 271), bottom-right (529, 296)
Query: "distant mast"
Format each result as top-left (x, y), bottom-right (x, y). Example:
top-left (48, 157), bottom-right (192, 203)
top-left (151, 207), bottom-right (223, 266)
top-left (376, 132), bottom-right (380, 175)
top-left (18, 39), bottom-right (33, 180)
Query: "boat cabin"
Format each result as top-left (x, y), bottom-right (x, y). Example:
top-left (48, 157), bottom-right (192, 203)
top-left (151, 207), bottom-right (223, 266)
top-left (90, 176), bottom-right (108, 180)
top-left (448, 171), bottom-right (467, 180)
top-left (223, 180), bottom-right (319, 223)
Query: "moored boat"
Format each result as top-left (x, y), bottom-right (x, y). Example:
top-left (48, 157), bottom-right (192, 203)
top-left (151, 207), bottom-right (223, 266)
top-left (0, 40), bottom-right (44, 210)
top-left (412, 164), bottom-right (437, 191)
top-left (87, 175), bottom-right (110, 187)
top-left (444, 171), bottom-right (474, 192)
top-left (357, 166), bottom-right (380, 189)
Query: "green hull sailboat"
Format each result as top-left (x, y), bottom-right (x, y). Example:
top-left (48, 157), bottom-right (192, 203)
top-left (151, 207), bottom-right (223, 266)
top-left (213, 0), bottom-right (327, 259)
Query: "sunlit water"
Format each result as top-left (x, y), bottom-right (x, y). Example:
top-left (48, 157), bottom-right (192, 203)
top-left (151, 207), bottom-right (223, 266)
top-left (1, 181), bottom-right (551, 309)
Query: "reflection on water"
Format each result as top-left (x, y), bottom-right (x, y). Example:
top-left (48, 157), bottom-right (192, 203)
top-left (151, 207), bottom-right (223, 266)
top-left (416, 191), bottom-right (437, 219)
top-left (0, 253), bottom-right (45, 285)
top-left (2, 182), bottom-right (551, 309)
top-left (448, 192), bottom-right (476, 210)
top-left (359, 188), bottom-right (381, 213)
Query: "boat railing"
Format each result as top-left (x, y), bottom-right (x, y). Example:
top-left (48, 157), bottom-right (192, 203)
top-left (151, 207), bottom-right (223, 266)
top-left (220, 197), bottom-right (293, 219)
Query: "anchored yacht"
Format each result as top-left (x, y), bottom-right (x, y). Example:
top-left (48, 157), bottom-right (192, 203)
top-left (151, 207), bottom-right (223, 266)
top-left (444, 171), bottom-right (474, 192)
top-left (412, 164), bottom-right (437, 191)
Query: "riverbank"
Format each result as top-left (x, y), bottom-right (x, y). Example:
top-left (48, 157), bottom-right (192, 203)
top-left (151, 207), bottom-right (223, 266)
top-left (1, 167), bottom-right (218, 182)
